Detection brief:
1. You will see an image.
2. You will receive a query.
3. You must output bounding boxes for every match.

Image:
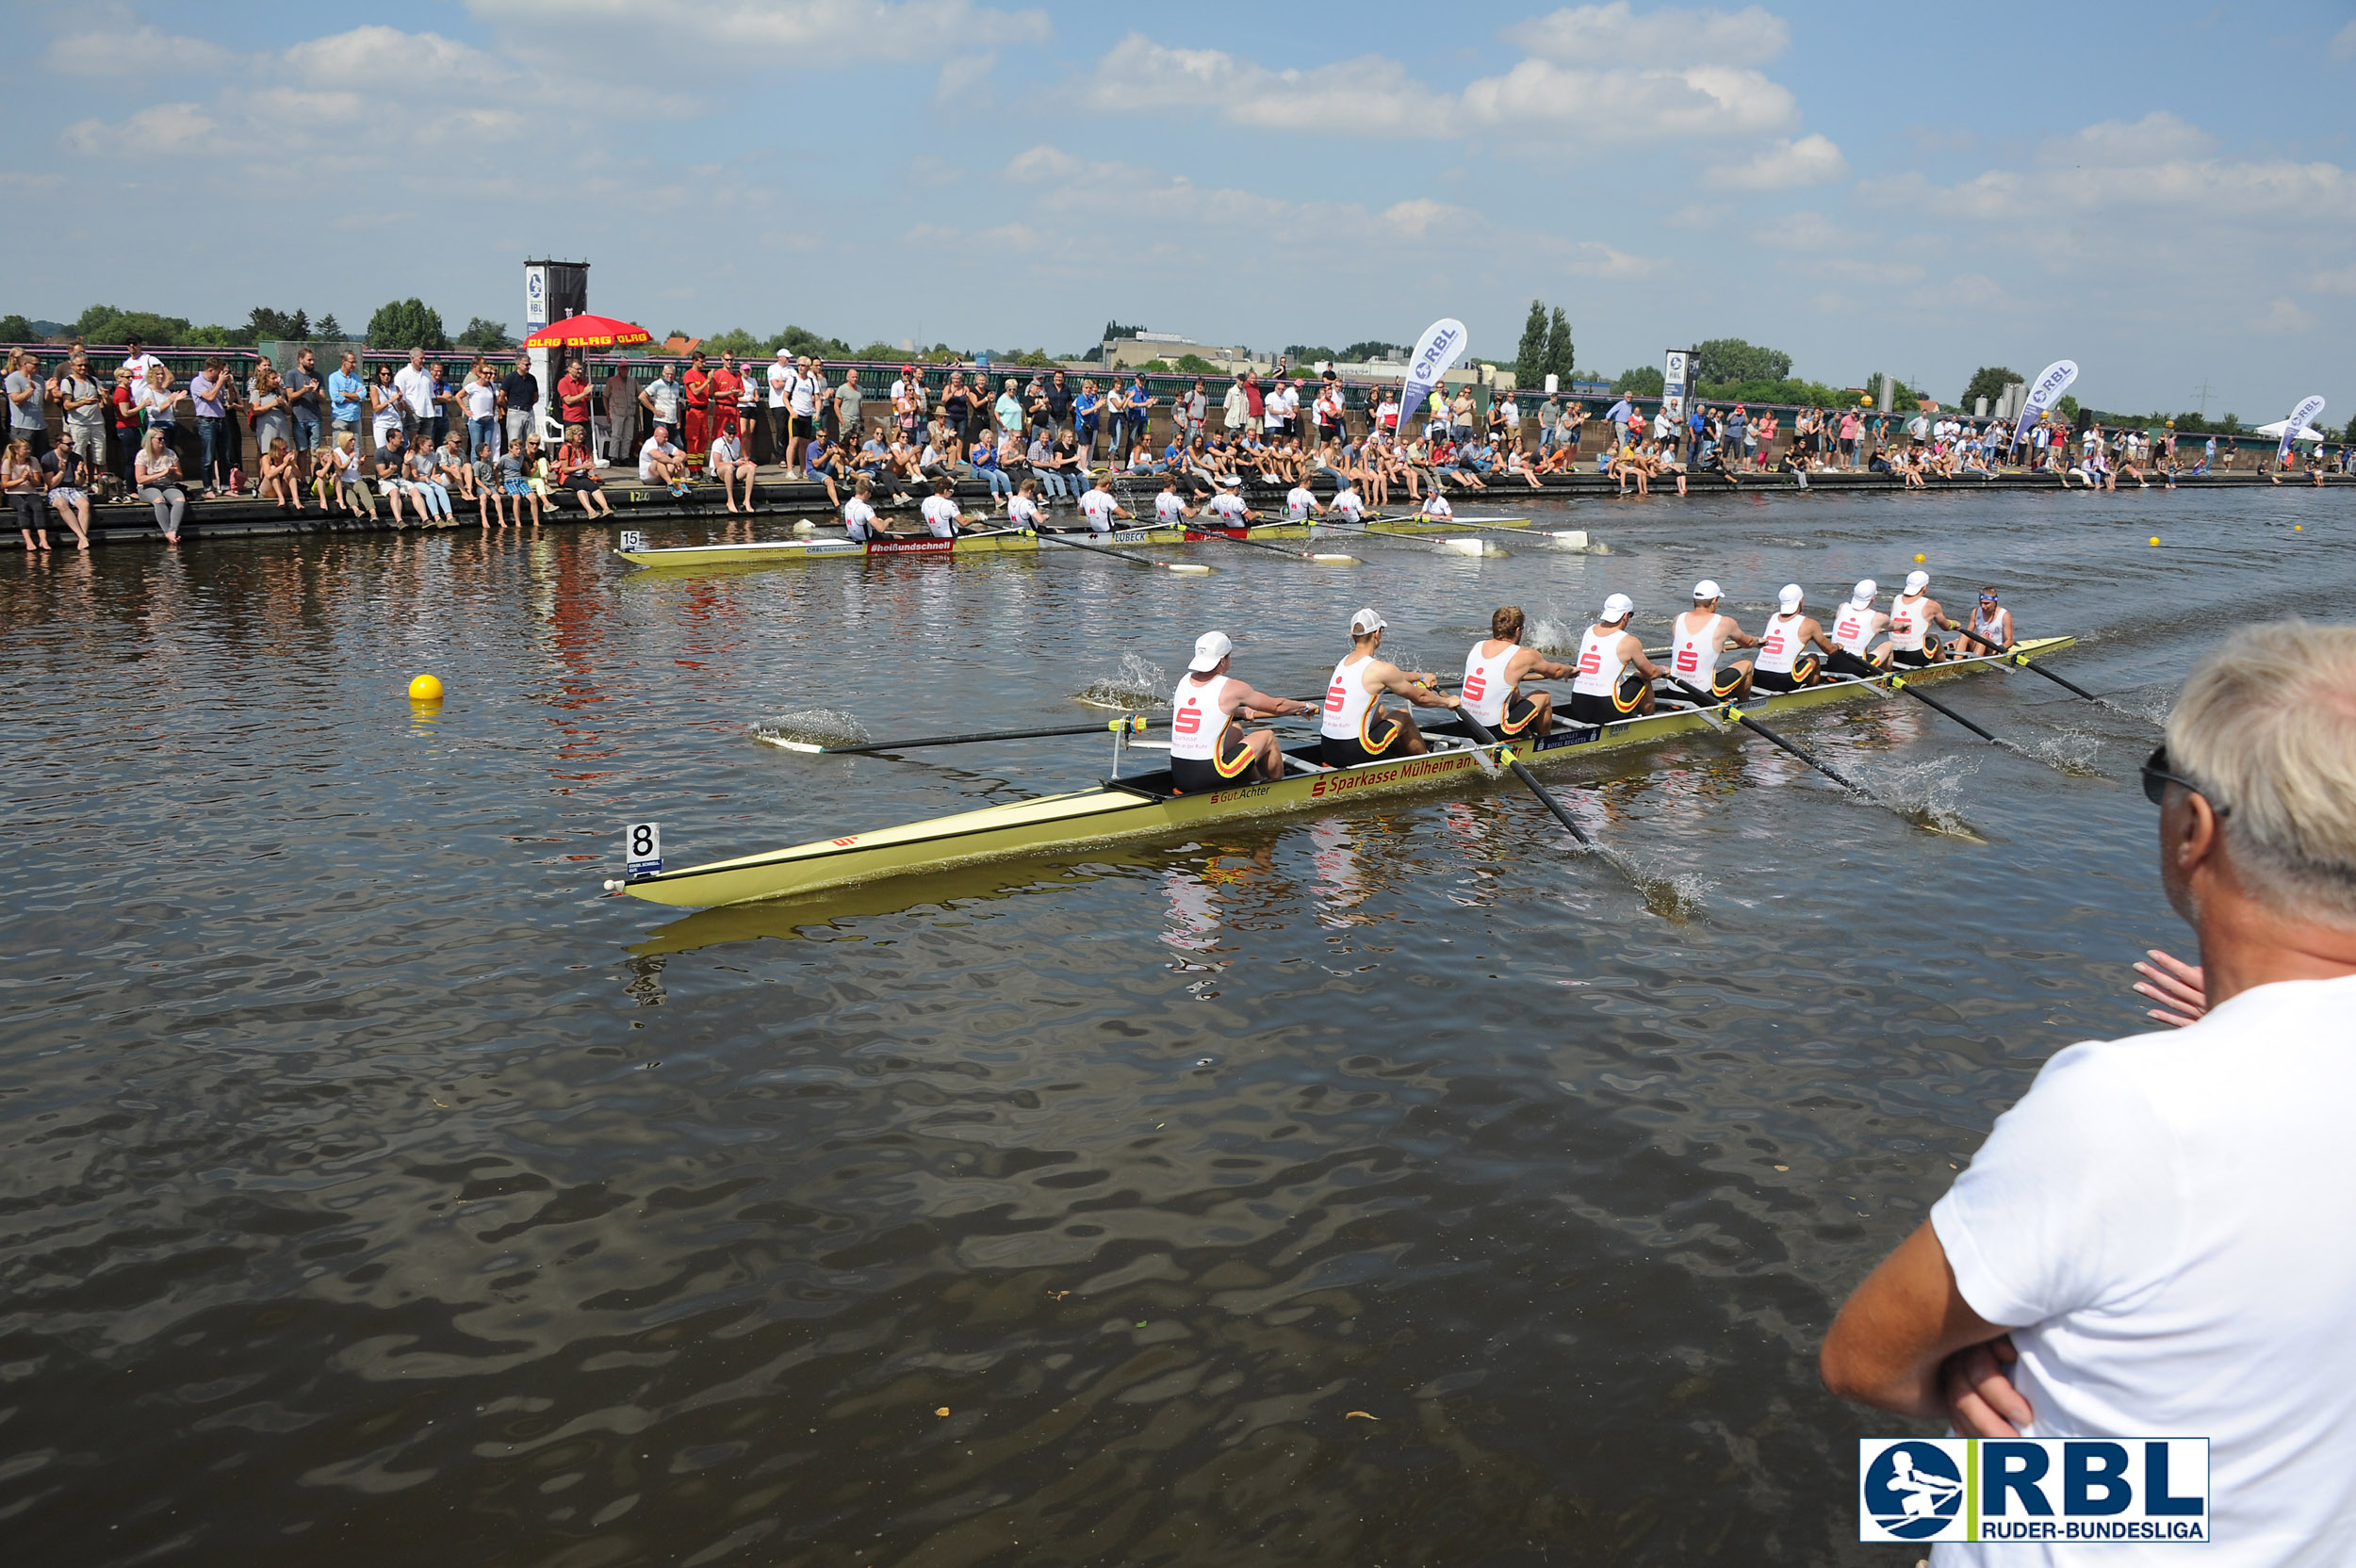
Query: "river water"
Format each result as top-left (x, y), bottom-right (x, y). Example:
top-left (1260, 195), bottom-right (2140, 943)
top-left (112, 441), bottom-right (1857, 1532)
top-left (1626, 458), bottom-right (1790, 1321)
top-left (1, 486), bottom-right (2342, 1566)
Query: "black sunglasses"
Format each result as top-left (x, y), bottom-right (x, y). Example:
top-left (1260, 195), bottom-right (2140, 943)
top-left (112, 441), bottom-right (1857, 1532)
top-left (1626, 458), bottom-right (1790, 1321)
top-left (2141, 744), bottom-right (2229, 815)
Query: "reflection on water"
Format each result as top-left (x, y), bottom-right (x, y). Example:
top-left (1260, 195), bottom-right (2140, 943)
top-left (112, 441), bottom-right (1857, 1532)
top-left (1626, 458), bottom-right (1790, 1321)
top-left (1, 487), bottom-right (2349, 1565)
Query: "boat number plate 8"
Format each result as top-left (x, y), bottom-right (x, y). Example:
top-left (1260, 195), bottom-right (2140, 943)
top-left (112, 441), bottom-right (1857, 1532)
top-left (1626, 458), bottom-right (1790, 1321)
top-left (624, 822), bottom-right (662, 875)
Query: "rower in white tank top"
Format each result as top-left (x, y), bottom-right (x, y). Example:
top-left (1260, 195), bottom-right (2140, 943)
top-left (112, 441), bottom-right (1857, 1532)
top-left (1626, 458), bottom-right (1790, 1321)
top-left (1749, 585), bottom-right (1832, 693)
top-left (1166, 631), bottom-right (1315, 793)
top-left (1886, 568), bottom-right (1954, 667)
top-left (1318, 608), bottom-right (1461, 767)
top-left (1956, 585), bottom-right (2015, 657)
top-left (1170, 673), bottom-right (1233, 762)
top-left (1332, 483), bottom-right (1365, 524)
top-left (1153, 482), bottom-right (1192, 526)
top-left (1567, 594), bottom-right (1661, 726)
top-left (1460, 605), bottom-right (1577, 737)
top-left (1825, 579), bottom-right (1892, 676)
top-left (1666, 579), bottom-right (1759, 702)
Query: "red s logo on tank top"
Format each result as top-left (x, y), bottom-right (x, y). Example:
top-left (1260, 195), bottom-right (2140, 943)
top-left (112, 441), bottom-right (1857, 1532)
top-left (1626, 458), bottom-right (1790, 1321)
top-left (1324, 678), bottom-right (1347, 712)
top-left (1675, 646), bottom-right (1698, 673)
top-left (1174, 703), bottom-right (1202, 735)
top-left (1579, 648), bottom-right (1601, 675)
top-left (1463, 671), bottom-right (1487, 701)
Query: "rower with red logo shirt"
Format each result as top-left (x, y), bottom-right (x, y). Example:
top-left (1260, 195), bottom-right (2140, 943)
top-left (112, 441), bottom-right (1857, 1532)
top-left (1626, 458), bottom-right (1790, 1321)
top-left (1319, 609), bottom-right (1461, 767)
top-left (1461, 606), bottom-right (1577, 739)
top-left (1168, 632), bottom-right (1316, 792)
top-left (1826, 580), bottom-right (1892, 677)
top-left (1664, 579), bottom-right (1761, 704)
top-left (1749, 584), bottom-right (1835, 693)
top-left (1567, 594), bottom-right (1662, 726)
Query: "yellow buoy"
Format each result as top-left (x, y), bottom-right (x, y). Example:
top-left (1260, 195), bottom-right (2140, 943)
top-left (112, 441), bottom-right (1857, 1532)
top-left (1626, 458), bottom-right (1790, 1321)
top-left (1913, 553), bottom-right (1925, 563)
top-left (2149, 537), bottom-right (2159, 547)
top-left (2295, 524), bottom-right (2303, 531)
top-left (408, 673), bottom-right (444, 702)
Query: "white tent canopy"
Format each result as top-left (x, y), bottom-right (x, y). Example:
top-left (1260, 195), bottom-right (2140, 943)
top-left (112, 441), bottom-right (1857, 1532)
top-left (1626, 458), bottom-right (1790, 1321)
top-left (2254, 417), bottom-right (2326, 441)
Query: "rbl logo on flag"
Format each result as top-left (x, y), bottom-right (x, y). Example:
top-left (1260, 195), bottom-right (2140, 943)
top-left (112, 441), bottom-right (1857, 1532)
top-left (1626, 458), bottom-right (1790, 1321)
top-left (1859, 1438), bottom-right (2209, 1544)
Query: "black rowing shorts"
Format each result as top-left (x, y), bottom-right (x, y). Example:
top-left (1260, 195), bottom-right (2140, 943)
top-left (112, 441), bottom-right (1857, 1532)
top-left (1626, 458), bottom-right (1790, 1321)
top-left (1751, 656), bottom-right (1820, 694)
top-left (1492, 691), bottom-right (1544, 736)
top-left (1320, 715), bottom-right (1405, 768)
top-left (1825, 647), bottom-right (1878, 679)
top-left (1890, 645), bottom-right (1939, 668)
top-left (1567, 670), bottom-right (1647, 726)
top-left (1170, 724), bottom-right (1256, 793)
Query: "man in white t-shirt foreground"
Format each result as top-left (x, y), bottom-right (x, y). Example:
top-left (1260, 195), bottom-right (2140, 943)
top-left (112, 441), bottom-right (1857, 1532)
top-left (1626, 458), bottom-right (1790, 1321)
top-left (1823, 619), bottom-right (2356, 1566)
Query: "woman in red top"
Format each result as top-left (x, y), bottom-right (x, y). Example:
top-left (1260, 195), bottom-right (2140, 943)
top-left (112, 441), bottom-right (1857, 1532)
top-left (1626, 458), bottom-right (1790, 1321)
top-left (110, 366), bottom-right (140, 488)
top-left (553, 425), bottom-right (612, 515)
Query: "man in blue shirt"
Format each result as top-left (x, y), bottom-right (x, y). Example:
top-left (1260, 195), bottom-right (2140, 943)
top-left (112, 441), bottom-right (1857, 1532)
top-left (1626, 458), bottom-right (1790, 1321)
top-left (327, 351), bottom-right (368, 440)
top-left (1606, 392), bottom-right (1633, 449)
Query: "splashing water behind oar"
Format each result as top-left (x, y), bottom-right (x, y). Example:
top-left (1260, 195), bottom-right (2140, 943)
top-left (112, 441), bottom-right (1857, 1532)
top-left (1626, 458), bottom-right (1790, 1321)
top-left (1667, 676), bottom-right (1978, 838)
top-left (751, 709), bottom-right (872, 749)
top-left (1074, 651), bottom-right (1169, 710)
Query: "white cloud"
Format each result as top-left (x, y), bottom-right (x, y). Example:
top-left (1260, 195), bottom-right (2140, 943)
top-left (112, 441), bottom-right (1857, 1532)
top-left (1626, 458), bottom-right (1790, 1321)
top-left (2048, 110), bottom-right (2214, 167)
top-left (2311, 266), bottom-right (2356, 294)
top-left (62, 103), bottom-right (221, 158)
top-left (2251, 298), bottom-right (2315, 335)
top-left (1084, 24), bottom-right (1798, 145)
top-left (46, 24), bottom-right (235, 76)
top-left (1000, 146), bottom-right (1646, 279)
top-left (936, 52), bottom-right (998, 102)
top-left (1705, 132), bottom-right (1848, 190)
top-left (1460, 59), bottom-right (1793, 139)
top-left (1505, 3), bottom-right (1790, 66)
top-left (1750, 209), bottom-right (1871, 253)
top-left (1084, 36), bottom-right (1436, 136)
top-left (466, 0), bottom-right (1049, 67)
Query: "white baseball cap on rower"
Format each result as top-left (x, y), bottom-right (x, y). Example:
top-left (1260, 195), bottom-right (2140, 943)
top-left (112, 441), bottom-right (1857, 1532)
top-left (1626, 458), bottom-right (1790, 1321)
top-left (1602, 593), bottom-right (1634, 620)
top-left (1350, 608), bottom-right (1386, 635)
top-left (1777, 583), bottom-right (1804, 613)
top-left (1188, 631), bottom-right (1234, 672)
top-left (1692, 579), bottom-right (1722, 601)
top-left (1905, 569), bottom-right (1930, 593)
top-left (1851, 578), bottom-right (1876, 608)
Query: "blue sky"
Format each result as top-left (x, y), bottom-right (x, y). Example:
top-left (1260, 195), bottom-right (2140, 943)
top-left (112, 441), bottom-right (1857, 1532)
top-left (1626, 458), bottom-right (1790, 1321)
top-left (11, 0), bottom-right (2356, 417)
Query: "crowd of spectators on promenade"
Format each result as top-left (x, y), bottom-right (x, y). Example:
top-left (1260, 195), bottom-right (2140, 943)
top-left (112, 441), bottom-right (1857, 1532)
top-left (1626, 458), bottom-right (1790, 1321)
top-left (5, 336), bottom-right (2348, 546)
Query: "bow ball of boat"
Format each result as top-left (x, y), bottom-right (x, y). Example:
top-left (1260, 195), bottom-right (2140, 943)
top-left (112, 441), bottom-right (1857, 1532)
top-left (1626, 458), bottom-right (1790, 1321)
top-left (617, 636), bottom-right (2072, 909)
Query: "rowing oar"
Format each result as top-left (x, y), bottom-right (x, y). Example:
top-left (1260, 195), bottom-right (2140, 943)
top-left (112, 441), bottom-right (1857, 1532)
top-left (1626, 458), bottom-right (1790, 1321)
top-left (1453, 710), bottom-right (1592, 847)
top-left (1197, 530), bottom-right (1358, 565)
top-left (773, 713), bottom-right (1148, 756)
top-left (1664, 677), bottom-right (1871, 795)
top-left (1030, 529), bottom-right (1212, 575)
top-left (1886, 672), bottom-right (1998, 742)
top-left (1366, 513), bottom-right (1532, 537)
